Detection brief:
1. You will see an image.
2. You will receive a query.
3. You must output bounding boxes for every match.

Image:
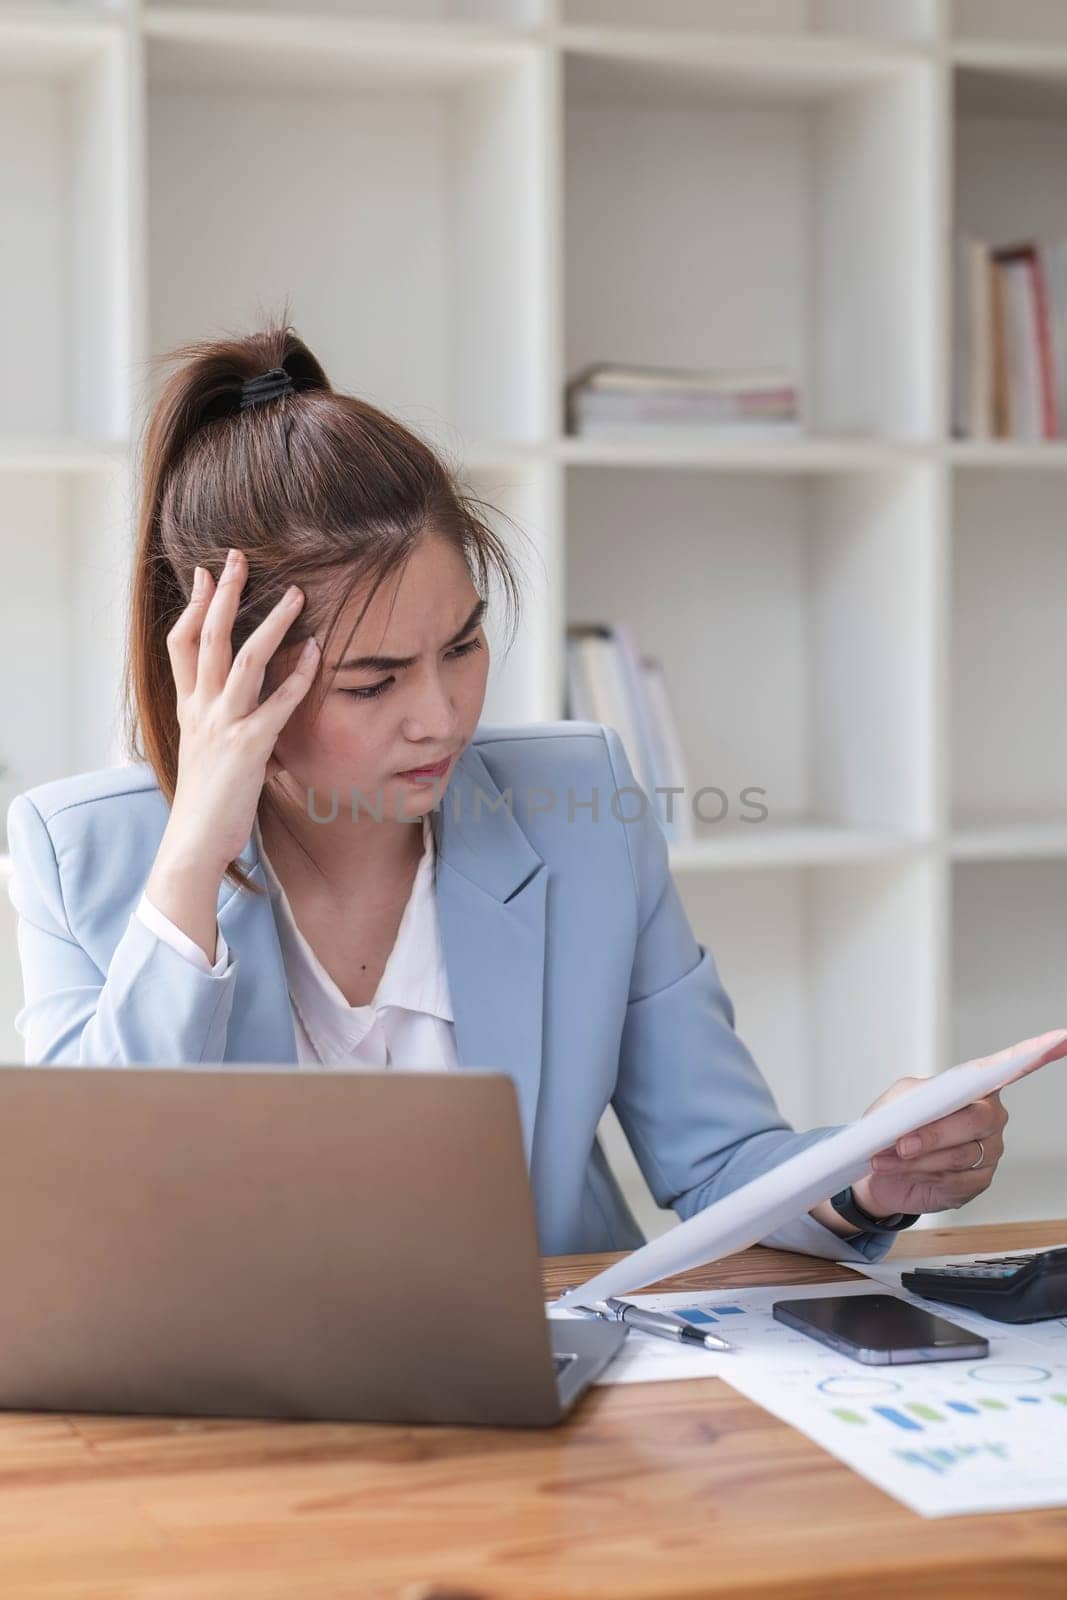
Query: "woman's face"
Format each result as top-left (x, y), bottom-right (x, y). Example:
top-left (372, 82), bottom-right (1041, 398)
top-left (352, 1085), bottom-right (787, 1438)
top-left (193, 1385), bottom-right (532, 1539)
top-left (265, 536), bottom-right (490, 821)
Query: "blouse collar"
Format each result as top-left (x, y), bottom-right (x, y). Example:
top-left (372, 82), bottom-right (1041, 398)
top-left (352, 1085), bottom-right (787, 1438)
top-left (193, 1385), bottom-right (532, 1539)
top-left (251, 810), bottom-right (454, 1060)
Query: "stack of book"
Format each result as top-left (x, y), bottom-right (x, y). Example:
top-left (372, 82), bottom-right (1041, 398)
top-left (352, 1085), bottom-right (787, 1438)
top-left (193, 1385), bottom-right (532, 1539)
top-left (565, 361), bottom-right (802, 438)
top-left (954, 236), bottom-right (1067, 440)
top-left (565, 622), bottom-right (693, 849)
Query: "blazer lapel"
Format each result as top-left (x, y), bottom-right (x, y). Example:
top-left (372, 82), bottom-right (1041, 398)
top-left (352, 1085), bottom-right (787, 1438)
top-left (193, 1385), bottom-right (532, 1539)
top-left (210, 743), bottom-right (549, 1164)
top-left (215, 854), bottom-right (298, 1065)
top-left (432, 743), bottom-right (548, 1165)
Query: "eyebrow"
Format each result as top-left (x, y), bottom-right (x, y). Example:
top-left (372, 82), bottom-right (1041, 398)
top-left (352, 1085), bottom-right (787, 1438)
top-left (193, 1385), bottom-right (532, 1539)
top-left (330, 598), bottom-right (487, 673)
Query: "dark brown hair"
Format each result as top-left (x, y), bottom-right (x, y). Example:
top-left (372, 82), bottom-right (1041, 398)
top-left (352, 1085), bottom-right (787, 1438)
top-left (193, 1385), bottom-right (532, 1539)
top-left (124, 305), bottom-right (530, 895)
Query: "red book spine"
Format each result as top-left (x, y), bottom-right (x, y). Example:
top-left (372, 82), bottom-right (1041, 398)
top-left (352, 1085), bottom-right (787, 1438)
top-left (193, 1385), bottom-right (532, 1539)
top-left (1029, 253), bottom-right (1059, 438)
top-left (995, 244), bottom-right (1059, 439)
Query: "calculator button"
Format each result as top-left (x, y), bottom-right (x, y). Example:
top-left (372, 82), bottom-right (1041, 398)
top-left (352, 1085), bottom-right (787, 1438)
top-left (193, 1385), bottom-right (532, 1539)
top-left (919, 1265), bottom-right (1018, 1278)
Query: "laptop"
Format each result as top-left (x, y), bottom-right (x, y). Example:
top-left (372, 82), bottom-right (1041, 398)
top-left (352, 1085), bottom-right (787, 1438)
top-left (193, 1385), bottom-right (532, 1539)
top-left (0, 1064), bottom-right (624, 1426)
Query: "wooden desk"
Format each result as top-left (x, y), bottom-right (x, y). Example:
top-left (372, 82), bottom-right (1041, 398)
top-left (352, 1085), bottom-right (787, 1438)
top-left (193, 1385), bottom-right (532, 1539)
top-left (1, 1220), bottom-right (1065, 1598)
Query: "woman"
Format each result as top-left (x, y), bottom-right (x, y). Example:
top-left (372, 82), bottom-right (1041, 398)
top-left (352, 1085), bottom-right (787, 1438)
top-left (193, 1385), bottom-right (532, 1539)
top-left (6, 319), bottom-right (1010, 1259)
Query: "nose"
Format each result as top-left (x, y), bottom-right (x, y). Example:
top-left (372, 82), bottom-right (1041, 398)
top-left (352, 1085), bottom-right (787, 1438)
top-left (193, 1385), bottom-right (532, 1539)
top-left (402, 665), bottom-right (462, 745)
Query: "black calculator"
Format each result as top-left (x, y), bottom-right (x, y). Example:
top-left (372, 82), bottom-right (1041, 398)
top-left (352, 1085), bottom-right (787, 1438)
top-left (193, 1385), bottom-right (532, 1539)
top-left (900, 1247), bottom-right (1067, 1324)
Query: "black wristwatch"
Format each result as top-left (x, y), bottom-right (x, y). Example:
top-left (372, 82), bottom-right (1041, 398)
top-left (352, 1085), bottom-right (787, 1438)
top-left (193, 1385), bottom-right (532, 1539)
top-left (830, 1185), bottom-right (920, 1233)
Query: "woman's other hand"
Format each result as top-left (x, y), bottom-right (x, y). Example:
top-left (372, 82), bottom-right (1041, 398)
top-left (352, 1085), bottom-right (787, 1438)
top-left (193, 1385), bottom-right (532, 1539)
top-left (852, 1079), bottom-right (1008, 1220)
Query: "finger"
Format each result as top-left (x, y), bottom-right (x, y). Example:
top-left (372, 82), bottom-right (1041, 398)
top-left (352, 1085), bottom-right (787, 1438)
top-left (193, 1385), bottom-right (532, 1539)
top-left (868, 1090), bottom-right (1006, 1163)
top-left (872, 1132), bottom-right (1004, 1176)
top-left (195, 547), bottom-right (246, 699)
top-left (250, 634), bottom-right (321, 737)
top-left (966, 1028), bottom-right (1067, 1088)
top-left (165, 565), bottom-right (214, 700)
top-left (892, 1095), bottom-right (1003, 1160)
top-left (220, 583), bottom-right (307, 718)
top-left (988, 1088), bottom-right (1010, 1130)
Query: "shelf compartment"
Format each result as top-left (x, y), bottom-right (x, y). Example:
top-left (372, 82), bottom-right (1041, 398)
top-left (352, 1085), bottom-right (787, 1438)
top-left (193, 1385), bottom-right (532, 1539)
top-left (0, 18), bottom-right (131, 444)
top-left (950, 67), bottom-right (1067, 439)
top-left (952, 52), bottom-right (1067, 473)
top-left (563, 38), bottom-right (938, 444)
top-left (602, 849), bottom-right (939, 1241)
top-left (565, 462), bottom-right (939, 837)
top-left (144, 14), bottom-right (548, 448)
top-left (952, 859), bottom-right (1067, 1175)
top-left (0, 464), bottom-right (130, 825)
top-left (951, 469), bottom-right (1067, 833)
top-left (675, 856), bottom-right (939, 1132)
top-left (953, 1), bottom-right (1067, 48)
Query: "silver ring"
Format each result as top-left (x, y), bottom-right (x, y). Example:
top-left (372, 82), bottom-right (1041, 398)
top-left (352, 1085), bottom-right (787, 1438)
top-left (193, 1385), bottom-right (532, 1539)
top-left (968, 1138), bottom-right (985, 1170)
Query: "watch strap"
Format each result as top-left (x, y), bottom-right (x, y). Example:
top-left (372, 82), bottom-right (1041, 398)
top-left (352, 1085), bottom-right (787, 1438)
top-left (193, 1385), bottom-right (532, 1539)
top-left (830, 1185), bottom-right (920, 1233)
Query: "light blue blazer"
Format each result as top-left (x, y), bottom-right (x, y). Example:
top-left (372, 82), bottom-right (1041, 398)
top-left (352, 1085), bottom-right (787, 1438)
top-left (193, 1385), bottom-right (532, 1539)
top-left (6, 720), bottom-right (895, 1264)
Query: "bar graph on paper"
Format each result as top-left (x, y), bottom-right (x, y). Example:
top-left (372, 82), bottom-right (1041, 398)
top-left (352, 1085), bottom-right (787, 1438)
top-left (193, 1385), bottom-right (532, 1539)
top-left (550, 1279), bottom-right (1067, 1516)
top-left (661, 1285), bottom-right (1067, 1516)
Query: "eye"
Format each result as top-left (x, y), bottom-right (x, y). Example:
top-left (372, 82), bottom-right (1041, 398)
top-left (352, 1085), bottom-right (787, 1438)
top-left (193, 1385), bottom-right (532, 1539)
top-left (448, 636), bottom-right (483, 662)
top-left (343, 635), bottom-right (483, 701)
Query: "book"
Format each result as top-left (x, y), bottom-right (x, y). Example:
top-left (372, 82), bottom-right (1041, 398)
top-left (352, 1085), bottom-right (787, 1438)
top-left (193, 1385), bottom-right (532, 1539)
top-left (1042, 240), bottom-right (1067, 436)
top-left (568, 360), bottom-right (797, 395)
top-left (565, 361), bottom-right (801, 437)
top-left (990, 252), bottom-right (1011, 438)
top-left (641, 658), bottom-right (694, 848)
top-left (565, 622), bottom-right (692, 846)
top-left (573, 628), bottom-right (655, 803)
top-left (1000, 255), bottom-right (1041, 439)
top-left (953, 236), bottom-right (993, 439)
top-left (994, 245), bottom-right (1055, 439)
top-left (958, 235), bottom-right (1067, 440)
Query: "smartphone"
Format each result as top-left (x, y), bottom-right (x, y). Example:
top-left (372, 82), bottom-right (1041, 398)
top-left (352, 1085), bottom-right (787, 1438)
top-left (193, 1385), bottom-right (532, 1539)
top-left (772, 1292), bottom-right (989, 1365)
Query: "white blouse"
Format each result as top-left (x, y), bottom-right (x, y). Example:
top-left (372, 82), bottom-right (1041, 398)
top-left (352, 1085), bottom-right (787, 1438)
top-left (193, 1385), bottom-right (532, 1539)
top-left (135, 811), bottom-right (457, 1070)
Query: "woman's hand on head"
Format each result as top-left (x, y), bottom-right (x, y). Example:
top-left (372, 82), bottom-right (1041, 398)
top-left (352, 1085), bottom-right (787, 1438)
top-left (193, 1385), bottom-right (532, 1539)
top-left (163, 547), bottom-right (320, 874)
top-left (850, 1077), bottom-right (1008, 1222)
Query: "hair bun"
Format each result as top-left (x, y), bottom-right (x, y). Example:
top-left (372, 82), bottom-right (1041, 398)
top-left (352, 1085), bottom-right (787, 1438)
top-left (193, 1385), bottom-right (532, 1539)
top-left (196, 339), bottom-right (328, 427)
top-left (239, 366), bottom-right (296, 409)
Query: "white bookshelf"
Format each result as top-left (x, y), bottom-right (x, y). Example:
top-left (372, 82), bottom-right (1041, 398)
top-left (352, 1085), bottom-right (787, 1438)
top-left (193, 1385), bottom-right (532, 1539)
top-left (1, 0), bottom-right (1065, 1239)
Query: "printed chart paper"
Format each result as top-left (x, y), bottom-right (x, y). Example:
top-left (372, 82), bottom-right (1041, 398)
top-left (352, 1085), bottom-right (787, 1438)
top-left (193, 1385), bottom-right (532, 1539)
top-left (551, 1278), bottom-right (1067, 1516)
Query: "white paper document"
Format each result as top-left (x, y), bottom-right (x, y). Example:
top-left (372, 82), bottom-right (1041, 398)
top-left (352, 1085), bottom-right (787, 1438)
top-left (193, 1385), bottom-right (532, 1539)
top-left (550, 1278), bottom-right (1067, 1517)
top-left (556, 1029), bottom-right (1067, 1311)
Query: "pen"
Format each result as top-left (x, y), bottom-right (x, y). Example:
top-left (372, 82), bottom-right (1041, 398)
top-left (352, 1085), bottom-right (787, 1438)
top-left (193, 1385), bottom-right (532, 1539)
top-left (575, 1296), bottom-right (733, 1352)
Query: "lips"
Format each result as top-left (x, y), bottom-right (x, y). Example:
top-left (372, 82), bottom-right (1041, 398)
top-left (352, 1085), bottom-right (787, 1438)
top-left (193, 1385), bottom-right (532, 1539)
top-left (397, 754), bottom-right (452, 778)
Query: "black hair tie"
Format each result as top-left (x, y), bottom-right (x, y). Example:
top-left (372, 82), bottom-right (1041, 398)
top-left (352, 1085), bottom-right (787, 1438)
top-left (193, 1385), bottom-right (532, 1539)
top-left (240, 366), bottom-right (296, 409)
